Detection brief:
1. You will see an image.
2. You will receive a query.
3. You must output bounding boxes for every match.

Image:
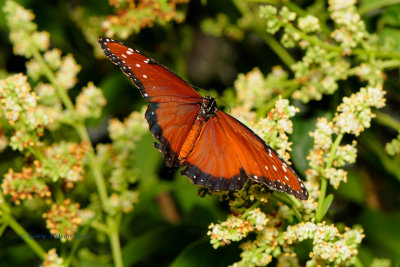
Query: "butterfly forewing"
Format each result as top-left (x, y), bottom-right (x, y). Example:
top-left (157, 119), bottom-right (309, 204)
top-left (98, 37), bottom-right (203, 103)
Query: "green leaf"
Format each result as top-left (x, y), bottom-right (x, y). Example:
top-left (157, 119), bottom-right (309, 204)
top-left (321, 194), bottom-right (334, 218)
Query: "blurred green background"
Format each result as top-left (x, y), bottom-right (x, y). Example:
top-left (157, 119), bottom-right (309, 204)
top-left (1, 0), bottom-right (400, 266)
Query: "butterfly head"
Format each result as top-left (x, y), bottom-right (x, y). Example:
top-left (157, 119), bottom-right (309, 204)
top-left (200, 96), bottom-right (218, 120)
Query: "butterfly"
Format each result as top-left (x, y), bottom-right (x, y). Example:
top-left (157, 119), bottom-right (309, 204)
top-left (98, 37), bottom-right (309, 200)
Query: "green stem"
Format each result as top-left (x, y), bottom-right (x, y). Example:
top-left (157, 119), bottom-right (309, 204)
top-left (380, 59), bottom-right (400, 70)
top-left (315, 133), bottom-right (343, 222)
top-left (108, 219), bottom-right (123, 267)
top-left (91, 221), bottom-right (111, 234)
top-left (358, 0), bottom-right (400, 16)
top-left (3, 211), bottom-right (46, 259)
top-left (374, 110), bottom-right (400, 132)
top-left (262, 34), bottom-right (296, 67)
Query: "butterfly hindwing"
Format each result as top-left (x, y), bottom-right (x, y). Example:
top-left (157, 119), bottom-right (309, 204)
top-left (181, 111), bottom-right (308, 200)
top-left (146, 102), bottom-right (200, 167)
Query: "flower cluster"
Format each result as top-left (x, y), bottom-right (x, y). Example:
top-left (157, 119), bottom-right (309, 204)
top-left (42, 199), bottom-right (83, 242)
top-left (285, 222), bottom-right (364, 266)
top-left (201, 13), bottom-right (244, 41)
top-left (106, 191), bottom-right (140, 215)
top-left (1, 165), bottom-right (51, 205)
top-left (54, 54), bottom-right (81, 90)
top-left (334, 87), bottom-right (386, 136)
top-left (3, 0), bottom-right (50, 57)
top-left (0, 74), bottom-right (48, 151)
top-left (255, 98), bottom-right (298, 162)
top-left (76, 82), bottom-right (107, 119)
top-left (102, 0), bottom-right (189, 39)
top-left (259, 6), bottom-right (296, 35)
top-left (291, 46), bottom-right (350, 102)
top-left (297, 15), bottom-right (320, 33)
top-left (208, 208), bottom-right (268, 249)
top-left (34, 82), bottom-right (63, 129)
top-left (40, 142), bottom-right (89, 188)
top-left (385, 134), bottom-right (400, 156)
top-left (40, 249), bottom-right (64, 267)
top-left (306, 117), bottom-right (355, 193)
top-left (306, 86), bottom-right (385, 192)
top-left (329, 0), bottom-right (369, 54)
top-left (106, 108), bottom-right (147, 190)
top-left (234, 67), bottom-right (272, 111)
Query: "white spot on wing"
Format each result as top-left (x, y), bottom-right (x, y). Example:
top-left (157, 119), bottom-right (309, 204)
top-left (265, 166), bottom-right (268, 170)
top-left (126, 50), bottom-right (133, 55)
top-left (144, 59), bottom-right (149, 63)
top-left (136, 63), bottom-right (141, 67)
top-left (143, 75), bottom-right (147, 78)
top-left (121, 54), bottom-right (127, 58)
top-left (284, 176), bottom-right (289, 181)
top-left (282, 165), bottom-right (287, 172)
top-left (273, 165), bottom-right (277, 171)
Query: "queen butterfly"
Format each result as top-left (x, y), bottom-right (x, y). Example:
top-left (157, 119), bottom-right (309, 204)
top-left (98, 37), bottom-right (309, 200)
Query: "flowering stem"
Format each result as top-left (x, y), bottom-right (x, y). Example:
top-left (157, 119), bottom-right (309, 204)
top-left (315, 133), bottom-right (343, 222)
top-left (31, 46), bottom-right (123, 267)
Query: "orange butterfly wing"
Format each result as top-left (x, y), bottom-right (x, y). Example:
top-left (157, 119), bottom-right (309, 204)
top-left (146, 102), bottom-right (200, 167)
top-left (181, 111), bottom-right (308, 200)
top-left (99, 37), bottom-right (203, 167)
top-left (99, 37), bottom-right (202, 103)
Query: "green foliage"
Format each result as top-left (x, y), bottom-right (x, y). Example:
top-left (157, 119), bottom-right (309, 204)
top-left (0, 0), bottom-right (400, 266)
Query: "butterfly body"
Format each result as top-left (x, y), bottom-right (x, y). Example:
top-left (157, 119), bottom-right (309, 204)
top-left (98, 37), bottom-right (309, 200)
